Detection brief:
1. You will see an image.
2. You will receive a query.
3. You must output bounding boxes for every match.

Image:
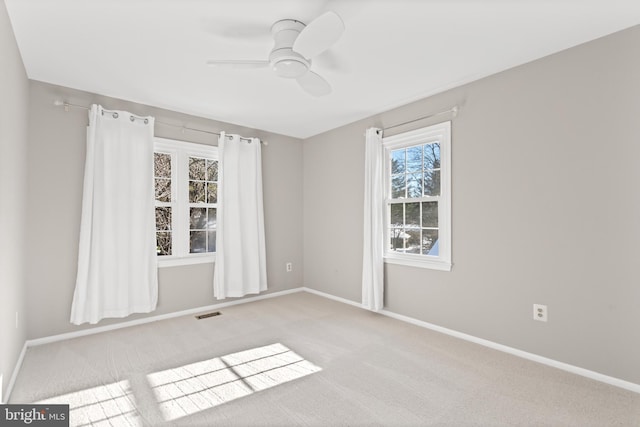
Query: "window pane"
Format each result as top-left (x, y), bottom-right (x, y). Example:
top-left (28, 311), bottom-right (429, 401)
top-left (421, 202), bottom-right (438, 227)
top-left (389, 227), bottom-right (405, 251)
top-left (207, 183), bottom-right (218, 204)
top-left (391, 174), bottom-right (405, 198)
top-left (207, 159), bottom-right (218, 182)
top-left (190, 208), bottom-right (206, 229)
top-left (189, 157), bottom-right (206, 180)
top-left (189, 181), bottom-right (205, 203)
top-left (406, 146), bottom-right (422, 172)
top-left (405, 227), bottom-right (421, 254)
top-left (207, 208), bottom-right (217, 229)
top-left (390, 204), bottom-right (403, 226)
top-left (156, 232), bottom-right (172, 256)
top-left (207, 230), bottom-right (217, 252)
top-left (405, 202), bottom-right (420, 226)
top-left (154, 153), bottom-right (171, 178)
top-left (155, 178), bottom-right (171, 202)
top-left (190, 231), bottom-right (207, 253)
top-left (155, 207), bottom-right (171, 231)
top-left (422, 230), bottom-right (439, 256)
top-left (424, 143), bottom-right (440, 170)
top-left (407, 173), bottom-right (422, 198)
top-left (424, 169), bottom-right (441, 196)
top-left (391, 149), bottom-right (405, 174)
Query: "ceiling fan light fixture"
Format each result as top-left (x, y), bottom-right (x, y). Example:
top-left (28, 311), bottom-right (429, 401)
top-left (273, 59), bottom-right (308, 78)
top-left (207, 12), bottom-right (343, 95)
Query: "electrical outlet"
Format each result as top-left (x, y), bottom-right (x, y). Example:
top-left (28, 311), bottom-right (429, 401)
top-left (286, 262), bottom-right (293, 272)
top-left (533, 304), bottom-right (547, 322)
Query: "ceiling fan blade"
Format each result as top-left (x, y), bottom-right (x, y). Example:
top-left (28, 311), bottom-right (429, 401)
top-left (297, 71), bottom-right (331, 97)
top-left (293, 11), bottom-right (344, 58)
top-left (206, 60), bottom-right (270, 69)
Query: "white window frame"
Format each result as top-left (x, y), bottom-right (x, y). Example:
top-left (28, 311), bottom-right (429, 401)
top-left (154, 137), bottom-right (218, 268)
top-left (383, 121), bottom-right (452, 271)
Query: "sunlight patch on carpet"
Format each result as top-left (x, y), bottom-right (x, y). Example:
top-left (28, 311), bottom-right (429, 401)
top-left (147, 343), bottom-right (322, 422)
top-left (37, 380), bottom-right (141, 426)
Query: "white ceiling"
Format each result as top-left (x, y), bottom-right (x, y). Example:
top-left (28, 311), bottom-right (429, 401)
top-left (6, 0), bottom-right (640, 139)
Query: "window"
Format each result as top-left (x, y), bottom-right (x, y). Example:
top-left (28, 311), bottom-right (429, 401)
top-left (154, 138), bottom-right (218, 267)
top-left (187, 157), bottom-right (218, 254)
top-left (383, 121), bottom-right (451, 271)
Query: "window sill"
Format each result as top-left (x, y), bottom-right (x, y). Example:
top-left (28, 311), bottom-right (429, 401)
top-left (384, 255), bottom-right (451, 271)
top-left (157, 254), bottom-right (216, 268)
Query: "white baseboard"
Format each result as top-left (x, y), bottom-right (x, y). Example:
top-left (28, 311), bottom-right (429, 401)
top-left (4, 341), bottom-right (28, 404)
top-left (28, 288), bottom-right (305, 347)
top-left (302, 287), bottom-right (640, 394)
top-left (302, 287), bottom-right (363, 308)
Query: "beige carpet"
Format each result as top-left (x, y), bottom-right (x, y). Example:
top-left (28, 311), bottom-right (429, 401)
top-left (9, 292), bottom-right (640, 426)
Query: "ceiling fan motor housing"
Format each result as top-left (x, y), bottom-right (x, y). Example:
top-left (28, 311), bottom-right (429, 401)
top-left (269, 19), bottom-right (310, 78)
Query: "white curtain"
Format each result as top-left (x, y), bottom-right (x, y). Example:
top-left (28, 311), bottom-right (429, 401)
top-left (70, 105), bottom-right (158, 325)
top-left (214, 132), bottom-right (268, 299)
top-left (362, 127), bottom-right (384, 311)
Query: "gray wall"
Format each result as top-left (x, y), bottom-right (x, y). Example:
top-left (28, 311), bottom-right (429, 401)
top-left (26, 81), bottom-right (304, 339)
top-left (0, 0), bottom-right (28, 401)
top-left (303, 25), bottom-right (640, 384)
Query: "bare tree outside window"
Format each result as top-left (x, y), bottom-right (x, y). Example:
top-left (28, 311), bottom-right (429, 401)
top-left (153, 140), bottom-right (218, 262)
top-left (154, 153), bottom-right (172, 255)
top-left (388, 142), bottom-right (440, 256)
top-left (189, 157), bottom-right (218, 253)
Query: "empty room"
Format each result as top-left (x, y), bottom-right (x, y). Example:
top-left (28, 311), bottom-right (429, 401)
top-left (1, 0), bottom-right (640, 425)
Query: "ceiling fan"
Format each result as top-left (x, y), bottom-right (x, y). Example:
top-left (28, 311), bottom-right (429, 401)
top-left (207, 11), bottom-right (345, 97)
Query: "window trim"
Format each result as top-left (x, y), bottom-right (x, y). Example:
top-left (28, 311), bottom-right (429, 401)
top-left (382, 121), bottom-right (452, 271)
top-left (154, 137), bottom-right (218, 268)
